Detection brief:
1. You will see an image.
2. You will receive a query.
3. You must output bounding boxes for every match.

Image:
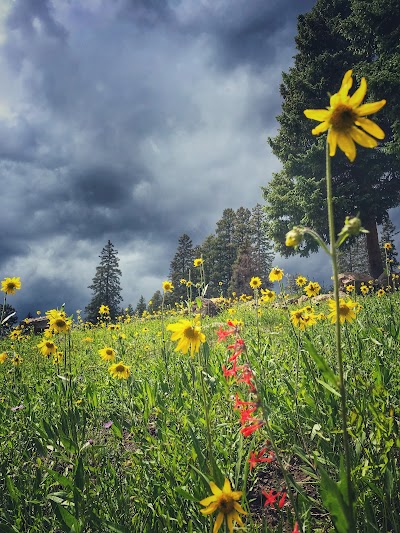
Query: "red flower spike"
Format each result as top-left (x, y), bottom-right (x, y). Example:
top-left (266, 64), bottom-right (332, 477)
top-left (240, 420), bottom-right (264, 437)
top-left (278, 490), bottom-right (287, 509)
top-left (216, 325), bottom-right (235, 342)
top-left (262, 489), bottom-right (279, 507)
top-left (292, 521), bottom-right (300, 533)
top-left (248, 448), bottom-right (275, 470)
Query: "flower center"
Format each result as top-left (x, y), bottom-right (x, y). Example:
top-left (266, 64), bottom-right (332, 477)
top-left (106, 349), bottom-right (113, 355)
top-left (331, 103), bottom-right (357, 131)
top-left (217, 494), bottom-right (234, 514)
top-left (183, 326), bottom-right (196, 340)
top-left (339, 304), bottom-right (351, 316)
top-left (115, 364), bottom-right (125, 372)
top-left (55, 319), bottom-right (66, 328)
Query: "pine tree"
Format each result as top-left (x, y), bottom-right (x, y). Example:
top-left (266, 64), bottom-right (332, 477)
top-left (148, 290), bottom-right (163, 313)
top-left (168, 234), bottom-right (195, 304)
top-left (85, 240), bottom-right (123, 322)
top-left (135, 295), bottom-right (147, 317)
top-left (380, 213), bottom-right (399, 270)
top-left (250, 204), bottom-right (274, 285)
top-left (338, 234), bottom-right (369, 273)
top-left (228, 246), bottom-right (258, 295)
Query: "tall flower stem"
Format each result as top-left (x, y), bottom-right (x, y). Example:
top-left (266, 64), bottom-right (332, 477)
top-left (325, 141), bottom-right (354, 526)
top-left (198, 347), bottom-right (215, 480)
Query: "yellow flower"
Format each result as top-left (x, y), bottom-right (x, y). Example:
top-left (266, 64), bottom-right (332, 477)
top-left (46, 309), bottom-right (71, 333)
top-left (194, 258), bottom-right (203, 267)
top-left (304, 281), bottom-right (321, 298)
top-left (99, 305), bottom-right (110, 315)
top-left (1, 277), bottom-right (21, 295)
top-left (285, 227), bottom-right (303, 247)
top-left (249, 276), bottom-right (262, 289)
top-left (180, 278), bottom-right (187, 285)
top-left (12, 354), bottom-right (22, 365)
top-left (108, 361), bottom-right (131, 379)
top-left (290, 308), bottom-right (317, 330)
top-left (200, 478), bottom-right (247, 533)
top-left (83, 336), bottom-right (93, 343)
top-left (345, 284), bottom-right (355, 293)
top-left (269, 267), bottom-right (284, 282)
top-left (360, 284), bottom-right (369, 295)
top-left (99, 347), bottom-right (116, 361)
top-left (376, 288), bottom-right (385, 297)
top-left (327, 298), bottom-right (359, 324)
top-left (260, 289), bottom-right (275, 303)
top-left (186, 281), bottom-right (193, 288)
top-left (304, 69), bottom-right (386, 162)
top-left (162, 280), bottom-right (174, 293)
top-left (295, 275), bottom-right (307, 287)
top-left (384, 242), bottom-right (392, 250)
top-left (37, 339), bottom-right (58, 357)
top-left (0, 352), bottom-right (7, 363)
top-left (36, 310), bottom-right (41, 315)
top-left (167, 315), bottom-right (206, 357)
top-left (53, 352), bottom-right (63, 364)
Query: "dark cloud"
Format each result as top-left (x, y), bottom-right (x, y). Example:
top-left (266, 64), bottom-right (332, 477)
top-left (4, 0), bottom-right (363, 321)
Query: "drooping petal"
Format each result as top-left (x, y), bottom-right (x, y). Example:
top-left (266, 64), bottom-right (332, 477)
top-left (303, 109), bottom-right (330, 121)
top-left (348, 77), bottom-right (367, 107)
top-left (213, 512), bottom-right (224, 533)
top-left (233, 501), bottom-right (248, 514)
top-left (231, 510), bottom-right (245, 527)
top-left (339, 69), bottom-right (353, 97)
top-left (200, 502), bottom-right (219, 515)
top-left (337, 131), bottom-right (356, 162)
top-left (210, 482), bottom-right (223, 496)
top-left (350, 126), bottom-right (378, 148)
top-left (327, 128), bottom-right (338, 157)
top-left (200, 495), bottom-right (218, 507)
top-left (227, 513), bottom-right (234, 533)
top-left (312, 121), bottom-right (330, 135)
top-left (355, 117), bottom-right (385, 139)
top-left (230, 491), bottom-right (243, 501)
top-left (356, 100), bottom-right (386, 116)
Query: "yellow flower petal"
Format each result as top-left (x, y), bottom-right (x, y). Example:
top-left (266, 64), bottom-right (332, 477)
top-left (350, 126), bottom-right (378, 148)
top-left (327, 128), bottom-right (338, 157)
top-left (213, 512), bottom-right (224, 533)
top-left (233, 501), bottom-right (248, 514)
top-left (337, 131), bottom-right (356, 162)
top-left (356, 99), bottom-right (386, 117)
top-left (222, 478), bottom-right (232, 494)
top-left (312, 121), bottom-right (330, 135)
top-left (200, 495), bottom-right (218, 507)
top-left (210, 482), bottom-right (223, 496)
top-left (339, 69), bottom-right (353, 97)
top-left (230, 491), bottom-right (243, 501)
top-left (348, 77), bottom-right (367, 107)
top-left (200, 502), bottom-right (219, 515)
top-left (356, 117), bottom-right (385, 139)
top-left (304, 109), bottom-right (330, 121)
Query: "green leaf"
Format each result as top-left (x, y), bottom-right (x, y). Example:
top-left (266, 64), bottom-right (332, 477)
top-left (175, 487), bottom-right (199, 502)
top-left (318, 462), bottom-right (351, 533)
top-left (304, 336), bottom-right (339, 389)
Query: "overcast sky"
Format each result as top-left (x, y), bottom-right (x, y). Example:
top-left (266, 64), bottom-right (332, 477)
top-left (0, 0), bottom-right (344, 319)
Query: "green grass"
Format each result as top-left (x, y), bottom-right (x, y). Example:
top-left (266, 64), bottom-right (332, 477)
top-left (0, 288), bottom-right (399, 532)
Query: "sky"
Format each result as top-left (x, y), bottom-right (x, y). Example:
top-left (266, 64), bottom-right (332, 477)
top-left (0, 0), bottom-right (347, 320)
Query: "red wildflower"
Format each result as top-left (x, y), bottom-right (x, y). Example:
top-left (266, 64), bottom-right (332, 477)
top-left (239, 407), bottom-right (257, 425)
top-left (222, 360), bottom-right (237, 379)
top-left (240, 420), bottom-right (264, 437)
top-left (227, 338), bottom-right (245, 361)
top-left (237, 364), bottom-right (256, 392)
top-left (292, 522), bottom-right (300, 533)
top-left (216, 325), bottom-right (235, 342)
top-left (262, 488), bottom-right (287, 508)
top-left (233, 393), bottom-right (258, 411)
top-left (248, 447), bottom-right (275, 471)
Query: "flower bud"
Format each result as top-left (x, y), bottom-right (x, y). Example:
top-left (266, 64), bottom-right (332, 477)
top-left (343, 216), bottom-right (362, 236)
top-left (285, 227), bottom-right (303, 247)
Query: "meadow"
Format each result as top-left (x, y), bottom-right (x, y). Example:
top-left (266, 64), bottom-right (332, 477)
top-left (0, 274), bottom-right (399, 533)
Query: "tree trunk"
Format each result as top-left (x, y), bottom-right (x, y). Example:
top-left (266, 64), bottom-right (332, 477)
top-left (363, 218), bottom-right (383, 279)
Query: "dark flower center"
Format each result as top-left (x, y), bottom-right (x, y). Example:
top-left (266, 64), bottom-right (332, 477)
top-left (331, 104), bottom-right (357, 131)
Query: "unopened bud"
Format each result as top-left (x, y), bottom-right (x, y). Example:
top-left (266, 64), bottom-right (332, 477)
top-left (285, 227), bottom-right (303, 247)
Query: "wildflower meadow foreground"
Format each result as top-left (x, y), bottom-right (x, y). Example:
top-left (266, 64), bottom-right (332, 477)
top-left (1, 70), bottom-right (399, 533)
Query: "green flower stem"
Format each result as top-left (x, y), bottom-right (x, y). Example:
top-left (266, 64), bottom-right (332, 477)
top-left (326, 141), bottom-right (354, 527)
top-left (198, 348), bottom-right (215, 480)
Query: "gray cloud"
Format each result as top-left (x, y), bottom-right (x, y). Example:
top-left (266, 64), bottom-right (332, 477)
top-left (1, 0), bottom-right (345, 320)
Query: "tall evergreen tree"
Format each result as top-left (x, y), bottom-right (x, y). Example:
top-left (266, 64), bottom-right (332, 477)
top-left (338, 234), bottom-right (369, 273)
top-left (135, 295), bottom-right (147, 317)
top-left (148, 290), bottom-right (163, 313)
top-left (228, 245), bottom-right (258, 295)
top-left (264, 0), bottom-right (400, 278)
top-left (85, 240), bottom-right (123, 322)
top-left (169, 234), bottom-right (195, 304)
top-left (250, 204), bottom-right (274, 284)
top-left (380, 213), bottom-right (399, 270)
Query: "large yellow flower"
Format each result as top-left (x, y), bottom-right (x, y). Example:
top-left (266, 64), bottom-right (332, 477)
top-left (249, 276), bottom-right (262, 289)
top-left (99, 347), bottom-right (116, 362)
top-left (167, 315), bottom-right (206, 357)
top-left (194, 258), bottom-right (204, 267)
top-left (46, 309), bottom-right (71, 333)
top-left (99, 305), bottom-right (110, 315)
top-left (37, 339), bottom-right (58, 357)
top-left (304, 281), bottom-right (321, 298)
top-left (269, 267), bottom-right (284, 282)
top-left (162, 280), bottom-right (174, 293)
top-left (327, 298), bottom-right (359, 324)
top-left (304, 70), bottom-right (386, 162)
top-left (108, 361), bottom-right (131, 379)
top-left (1, 277), bottom-right (21, 295)
top-left (200, 478), bottom-right (247, 533)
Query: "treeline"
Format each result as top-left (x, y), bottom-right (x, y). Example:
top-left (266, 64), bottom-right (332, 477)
top-left (145, 204), bottom-right (274, 310)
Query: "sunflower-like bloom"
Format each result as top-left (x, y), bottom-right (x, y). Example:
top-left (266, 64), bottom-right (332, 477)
top-left (1, 277), bottom-right (21, 295)
top-left (376, 288), bottom-right (385, 297)
top-left (295, 275), bottom-right (307, 287)
top-left (260, 289), bottom-right (275, 303)
top-left (304, 281), bottom-right (321, 298)
top-left (290, 308), bottom-right (317, 330)
top-left (46, 309), bottom-right (71, 333)
top-left (200, 478), bottom-right (247, 533)
top-left (108, 361), bottom-right (131, 379)
top-left (327, 298), bottom-right (360, 324)
top-left (249, 276), bottom-right (262, 289)
top-left (269, 267), bottom-right (284, 282)
top-left (162, 280), bottom-right (174, 293)
top-left (194, 258), bottom-right (204, 267)
top-left (99, 305), bottom-right (110, 315)
top-left (384, 242), bottom-right (392, 251)
top-left (360, 284), bottom-right (369, 295)
top-left (0, 352), bottom-right (7, 363)
top-left (37, 339), bottom-right (58, 357)
top-left (304, 70), bottom-right (386, 162)
top-left (99, 347), bottom-right (116, 361)
top-left (167, 315), bottom-right (206, 357)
